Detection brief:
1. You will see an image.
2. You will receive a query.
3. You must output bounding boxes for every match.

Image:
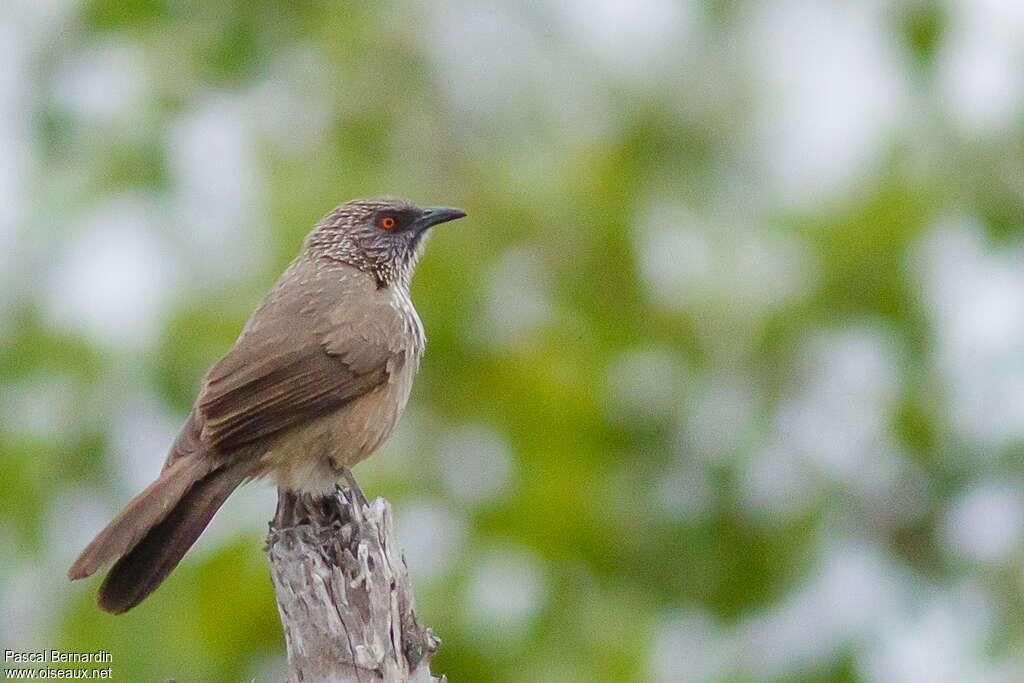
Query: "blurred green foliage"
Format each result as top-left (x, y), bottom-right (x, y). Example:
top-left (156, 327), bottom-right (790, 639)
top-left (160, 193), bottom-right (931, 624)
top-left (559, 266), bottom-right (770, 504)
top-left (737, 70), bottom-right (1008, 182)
top-left (3, 0), bottom-right (1024, 681)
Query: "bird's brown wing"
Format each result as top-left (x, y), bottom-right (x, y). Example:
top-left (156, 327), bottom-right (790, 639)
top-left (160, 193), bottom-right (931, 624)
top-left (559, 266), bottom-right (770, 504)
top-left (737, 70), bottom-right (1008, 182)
top-left (198, 344), bottom-right (394, 452)
top-left (196, 275), bottom-right (403, 453)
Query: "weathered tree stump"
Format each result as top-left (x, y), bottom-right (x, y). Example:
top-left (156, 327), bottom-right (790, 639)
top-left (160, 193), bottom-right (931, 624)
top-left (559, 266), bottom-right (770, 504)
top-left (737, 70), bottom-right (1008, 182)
top-left (266, 484), bottom-right (442, 682)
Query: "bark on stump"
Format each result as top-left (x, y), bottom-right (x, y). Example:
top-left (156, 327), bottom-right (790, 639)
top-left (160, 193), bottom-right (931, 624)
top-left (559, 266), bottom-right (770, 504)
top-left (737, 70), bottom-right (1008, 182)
top-left (266, 485), bottom-right (442, 683)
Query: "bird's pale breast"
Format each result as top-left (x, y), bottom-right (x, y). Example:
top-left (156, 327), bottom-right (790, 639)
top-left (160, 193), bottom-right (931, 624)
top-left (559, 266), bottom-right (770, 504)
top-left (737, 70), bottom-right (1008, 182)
top-left (258, 283), bottom-right (425, 494)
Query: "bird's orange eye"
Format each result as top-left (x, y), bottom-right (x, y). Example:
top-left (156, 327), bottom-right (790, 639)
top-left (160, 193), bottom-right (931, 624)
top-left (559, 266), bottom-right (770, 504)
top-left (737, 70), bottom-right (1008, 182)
top-left (381, 216), bottom-right (396, 230)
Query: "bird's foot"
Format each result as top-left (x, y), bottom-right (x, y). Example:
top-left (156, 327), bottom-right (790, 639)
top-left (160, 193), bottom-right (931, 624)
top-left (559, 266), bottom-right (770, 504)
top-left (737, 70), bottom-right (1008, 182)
top-left (339, 466), bottom-right (369, 510)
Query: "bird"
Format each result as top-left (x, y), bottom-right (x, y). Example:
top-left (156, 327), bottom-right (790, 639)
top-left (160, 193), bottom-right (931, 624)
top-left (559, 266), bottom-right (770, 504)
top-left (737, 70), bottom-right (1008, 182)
top-left (68, 196), bottom-right (466, 614)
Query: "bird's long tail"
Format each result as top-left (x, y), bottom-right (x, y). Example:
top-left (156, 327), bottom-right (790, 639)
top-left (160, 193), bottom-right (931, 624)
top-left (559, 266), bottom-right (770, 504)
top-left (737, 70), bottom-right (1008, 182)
top-left (68, 456), bottom-right (248, 614)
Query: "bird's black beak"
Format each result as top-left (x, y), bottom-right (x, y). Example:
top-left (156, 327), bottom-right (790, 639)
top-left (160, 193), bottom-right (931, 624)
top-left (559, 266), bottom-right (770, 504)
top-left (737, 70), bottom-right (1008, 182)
top-left (413, 206), bottom-right (467, 232)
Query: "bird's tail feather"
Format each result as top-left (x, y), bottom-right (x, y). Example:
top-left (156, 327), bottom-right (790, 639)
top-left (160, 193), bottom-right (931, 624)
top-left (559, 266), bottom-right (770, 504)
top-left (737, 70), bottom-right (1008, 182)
top-left (95, 464), bottom-right (248, 614)
top-left (68, 455), bottom-right (212, 583)
top-left (68, 455), bottom-right (249, 614)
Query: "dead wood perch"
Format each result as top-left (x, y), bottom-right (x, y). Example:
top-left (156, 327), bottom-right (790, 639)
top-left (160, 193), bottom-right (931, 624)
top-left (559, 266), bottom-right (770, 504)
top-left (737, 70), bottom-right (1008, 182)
top-left (266, 484), bottom-right (443, 682)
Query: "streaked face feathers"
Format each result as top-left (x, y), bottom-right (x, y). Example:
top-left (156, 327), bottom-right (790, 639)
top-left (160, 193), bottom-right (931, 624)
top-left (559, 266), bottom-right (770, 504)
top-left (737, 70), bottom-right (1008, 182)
top-left (305, 197), bottom-right (464, 289)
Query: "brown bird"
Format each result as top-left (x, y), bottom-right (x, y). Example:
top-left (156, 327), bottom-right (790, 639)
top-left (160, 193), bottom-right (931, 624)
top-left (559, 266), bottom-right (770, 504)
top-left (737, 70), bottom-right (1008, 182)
top-left (68, 197), bottom-right (466, 614)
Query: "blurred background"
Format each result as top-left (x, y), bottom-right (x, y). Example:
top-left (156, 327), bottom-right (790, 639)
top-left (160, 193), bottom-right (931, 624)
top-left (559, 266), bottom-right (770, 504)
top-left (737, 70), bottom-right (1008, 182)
top-left (1, 0), bottom-right (1023, 681)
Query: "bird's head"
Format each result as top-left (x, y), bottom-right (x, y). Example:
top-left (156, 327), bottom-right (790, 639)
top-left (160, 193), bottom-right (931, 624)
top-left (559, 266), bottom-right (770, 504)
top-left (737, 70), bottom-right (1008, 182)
top-left (305, 197), bottom-right (466, 289)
